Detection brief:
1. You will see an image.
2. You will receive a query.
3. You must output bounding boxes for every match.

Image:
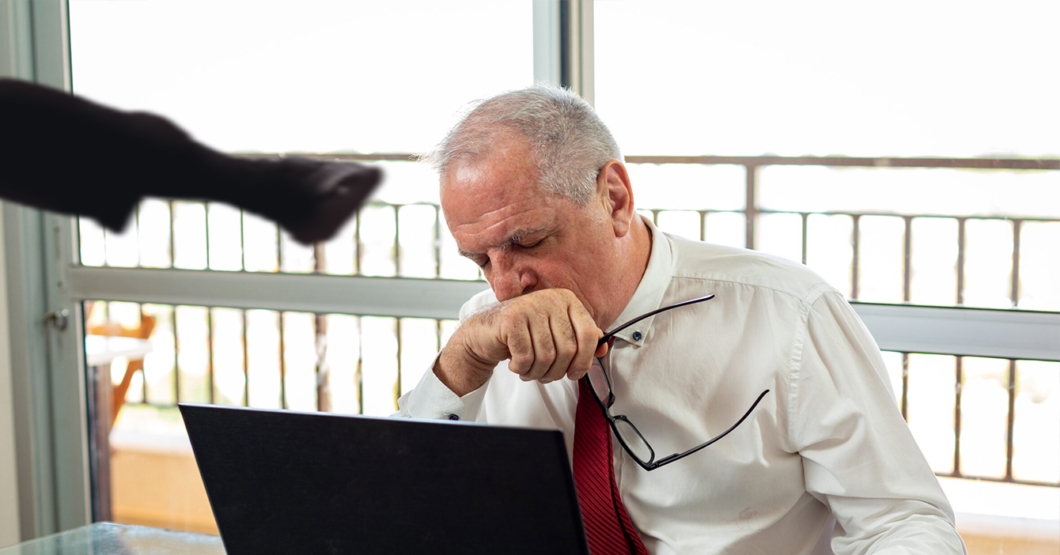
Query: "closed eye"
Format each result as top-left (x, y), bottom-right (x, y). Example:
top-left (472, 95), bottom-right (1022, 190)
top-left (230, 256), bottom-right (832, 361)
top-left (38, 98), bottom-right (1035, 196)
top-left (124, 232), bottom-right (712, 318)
top-left (519, 237), bottom-right (545, 250)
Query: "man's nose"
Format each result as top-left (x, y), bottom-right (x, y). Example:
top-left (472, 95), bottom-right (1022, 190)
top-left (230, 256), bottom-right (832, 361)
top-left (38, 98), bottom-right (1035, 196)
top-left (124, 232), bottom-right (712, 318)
top-left (489, 256), bottom-right (536, 302)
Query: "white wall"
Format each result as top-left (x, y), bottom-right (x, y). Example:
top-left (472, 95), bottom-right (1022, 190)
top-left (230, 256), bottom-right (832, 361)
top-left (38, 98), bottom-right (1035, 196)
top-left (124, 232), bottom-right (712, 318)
top-left (0, 202), bottom-right (22, 547)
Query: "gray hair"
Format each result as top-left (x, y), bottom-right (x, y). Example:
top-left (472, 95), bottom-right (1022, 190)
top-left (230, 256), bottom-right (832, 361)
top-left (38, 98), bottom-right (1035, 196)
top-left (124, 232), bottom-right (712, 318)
top-left (423, 85), bottom-right (622, 204)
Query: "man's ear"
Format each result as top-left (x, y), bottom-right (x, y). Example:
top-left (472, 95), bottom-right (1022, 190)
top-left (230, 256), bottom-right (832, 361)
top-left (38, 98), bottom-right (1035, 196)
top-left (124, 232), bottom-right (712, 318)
top-left (597, 159), bottom-right (636, 237)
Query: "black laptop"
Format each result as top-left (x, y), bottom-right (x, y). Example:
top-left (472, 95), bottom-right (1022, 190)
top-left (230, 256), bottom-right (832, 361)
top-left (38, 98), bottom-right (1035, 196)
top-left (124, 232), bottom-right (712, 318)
top-left (179, 404), bottom-right (590, 555)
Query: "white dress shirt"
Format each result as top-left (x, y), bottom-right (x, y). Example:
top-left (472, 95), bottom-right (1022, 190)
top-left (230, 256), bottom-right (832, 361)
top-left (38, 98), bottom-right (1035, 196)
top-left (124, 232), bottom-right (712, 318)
top-left (397, 219), bottom-right (966, 555)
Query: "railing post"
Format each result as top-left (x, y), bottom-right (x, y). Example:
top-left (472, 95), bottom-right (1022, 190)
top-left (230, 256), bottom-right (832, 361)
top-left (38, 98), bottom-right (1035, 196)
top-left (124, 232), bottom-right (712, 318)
top-left (956, 218), bottom-right (966, 305)
top-left (953, 356), bottom-right (963, 478)
top-left (902, 216), bottom-right (913, 302)
top-left (745, 164), bottom-right (759, 250)
top-left (850, 215), bottom-right (861, 300)
top-left (1005, 360), bottom-right (1017, 481)
top-left (1010, 219), bottom-right (1022, 308)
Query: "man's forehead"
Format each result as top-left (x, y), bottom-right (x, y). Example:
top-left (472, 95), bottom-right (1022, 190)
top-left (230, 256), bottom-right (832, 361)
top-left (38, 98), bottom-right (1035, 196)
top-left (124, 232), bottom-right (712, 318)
top-left (442, 131), bottom-right (536, 183)
top-left (456, 224), bottom-right (551, 256)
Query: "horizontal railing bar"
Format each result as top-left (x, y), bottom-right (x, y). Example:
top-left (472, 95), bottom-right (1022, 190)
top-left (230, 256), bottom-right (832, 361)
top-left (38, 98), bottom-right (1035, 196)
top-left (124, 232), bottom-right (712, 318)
top-left (853, 302), bottom-right (1060, 361)
top-left (234, 153), bottom-right (1060, 171)
top-left (68, 267), bottom-right (488, 320)
top-left (70, 267), bottom-right (1058, 361)
top-left (761, 209), bottom-right (1059, 222)
top-left (935, 472), bottom-right (1059, 489)
top-left (364, 199), bottom-right (1060, 224)
top-left (648, 207), bottom-right (1060, 223)
top-left (239, 152), bottom-right (418, 162)
top-left (625, 155), bottom-right (1060, 170)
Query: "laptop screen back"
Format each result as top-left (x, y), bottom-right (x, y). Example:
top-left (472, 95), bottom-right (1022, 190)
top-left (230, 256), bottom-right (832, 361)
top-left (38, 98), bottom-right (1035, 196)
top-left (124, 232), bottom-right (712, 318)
top-left (179, 404), bottom-right (589, 555)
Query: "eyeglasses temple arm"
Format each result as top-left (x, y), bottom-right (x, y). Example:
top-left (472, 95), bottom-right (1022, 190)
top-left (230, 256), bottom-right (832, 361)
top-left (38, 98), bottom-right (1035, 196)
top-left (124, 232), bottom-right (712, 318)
top-left (597, 294), bottom-right (716, 347)
top-left (654, 388), bottom-right (771, 467)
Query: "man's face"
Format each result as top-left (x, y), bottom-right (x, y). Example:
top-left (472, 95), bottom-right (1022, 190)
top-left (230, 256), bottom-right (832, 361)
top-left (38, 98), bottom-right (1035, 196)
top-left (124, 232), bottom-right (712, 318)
top-left (440, 134), bottom-right (623, 328)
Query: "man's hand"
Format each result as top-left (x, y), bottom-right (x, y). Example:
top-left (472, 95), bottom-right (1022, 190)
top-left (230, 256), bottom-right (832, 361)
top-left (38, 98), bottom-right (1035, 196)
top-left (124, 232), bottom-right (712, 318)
top-left (434, 289), bottom-right (609, 396)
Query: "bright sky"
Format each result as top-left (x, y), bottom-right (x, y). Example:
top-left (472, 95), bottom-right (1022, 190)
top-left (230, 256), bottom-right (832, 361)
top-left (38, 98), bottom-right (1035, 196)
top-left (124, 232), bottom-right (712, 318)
top-left (69, 0), bottom-right (1060, 158)
top-left (595, 1), bottom-right (1060, 158)
top-left (69, 0), bottom-right (535, 154)
top-left (70, 0), bottom-right (1060, 217)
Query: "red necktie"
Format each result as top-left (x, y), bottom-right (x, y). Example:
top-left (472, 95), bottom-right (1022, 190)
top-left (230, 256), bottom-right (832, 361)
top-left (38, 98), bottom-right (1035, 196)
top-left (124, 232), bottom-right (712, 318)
top-left (573, 360), bottom-right (649, 555)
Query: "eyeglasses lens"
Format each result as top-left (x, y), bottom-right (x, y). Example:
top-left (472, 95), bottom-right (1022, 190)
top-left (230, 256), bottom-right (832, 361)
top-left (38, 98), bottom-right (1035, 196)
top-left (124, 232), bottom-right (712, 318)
top-left (588, 359), bottom-right (654, 463)
top-left (612, 418), bottom-right (654, 462)
top-left (588, 359), bottom-right (613, 405)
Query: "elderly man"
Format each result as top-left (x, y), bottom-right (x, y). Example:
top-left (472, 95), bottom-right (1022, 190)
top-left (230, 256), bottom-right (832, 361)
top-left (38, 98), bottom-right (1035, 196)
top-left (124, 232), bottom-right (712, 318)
top-left (398, 86), bottom-right (965, 554)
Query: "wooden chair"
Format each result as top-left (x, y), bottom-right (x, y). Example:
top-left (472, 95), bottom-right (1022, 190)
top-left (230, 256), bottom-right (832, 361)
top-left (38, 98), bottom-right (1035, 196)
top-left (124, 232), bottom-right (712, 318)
top-left (88, 313), bottom-right (157, 426)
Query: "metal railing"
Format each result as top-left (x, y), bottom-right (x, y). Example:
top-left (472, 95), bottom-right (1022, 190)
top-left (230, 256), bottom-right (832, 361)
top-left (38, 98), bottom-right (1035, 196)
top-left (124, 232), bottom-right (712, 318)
top-left (77, 153), bottom-right (1060, 489)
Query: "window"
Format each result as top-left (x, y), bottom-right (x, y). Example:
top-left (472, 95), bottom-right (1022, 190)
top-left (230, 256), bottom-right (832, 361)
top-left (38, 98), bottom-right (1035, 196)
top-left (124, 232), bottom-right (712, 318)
top-left (32, 0), bottom-right (1059, 547)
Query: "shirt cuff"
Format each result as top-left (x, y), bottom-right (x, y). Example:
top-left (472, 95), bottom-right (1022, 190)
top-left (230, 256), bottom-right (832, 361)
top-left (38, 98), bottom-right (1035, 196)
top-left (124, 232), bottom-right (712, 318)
top-left (396, 357), bottom-right (490, 421)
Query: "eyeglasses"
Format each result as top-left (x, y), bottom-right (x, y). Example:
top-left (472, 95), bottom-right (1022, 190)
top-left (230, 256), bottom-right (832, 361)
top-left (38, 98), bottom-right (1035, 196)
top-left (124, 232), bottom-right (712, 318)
top-left (584, 294), bottom-right (771, 471)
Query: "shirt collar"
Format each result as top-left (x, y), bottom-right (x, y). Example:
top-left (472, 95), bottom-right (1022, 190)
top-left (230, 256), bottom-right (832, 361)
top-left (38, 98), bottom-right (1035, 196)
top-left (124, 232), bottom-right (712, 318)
top-left (605, 216), bottom-right (673, 347)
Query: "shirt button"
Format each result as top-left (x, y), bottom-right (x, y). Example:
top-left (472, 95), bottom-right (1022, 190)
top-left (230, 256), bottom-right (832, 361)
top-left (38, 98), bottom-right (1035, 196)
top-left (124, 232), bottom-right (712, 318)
top-left (632, 331), bottom-right (643, 341)
top-left (447, 414), bottom-right (460, 421)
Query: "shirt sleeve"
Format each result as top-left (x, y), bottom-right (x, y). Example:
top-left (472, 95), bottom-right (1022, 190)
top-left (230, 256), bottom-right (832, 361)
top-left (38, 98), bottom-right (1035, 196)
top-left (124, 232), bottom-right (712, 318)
top-left (790, 290), bottom-right (967, 554)
top-left (394, 357), bottom-right (489, 421)
top-left (393, 292), bottom-right (495, 421)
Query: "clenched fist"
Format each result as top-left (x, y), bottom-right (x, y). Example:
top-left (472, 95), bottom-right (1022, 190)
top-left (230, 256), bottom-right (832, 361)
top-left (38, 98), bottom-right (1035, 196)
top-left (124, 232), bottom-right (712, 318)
top-left (434, 289), bottom-right (610, 396)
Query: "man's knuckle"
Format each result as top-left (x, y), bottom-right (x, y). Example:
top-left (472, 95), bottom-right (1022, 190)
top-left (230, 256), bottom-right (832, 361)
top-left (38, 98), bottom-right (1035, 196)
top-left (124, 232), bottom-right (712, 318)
top-left (511, 352), bottom-right (533, 367)
top-left (557, 342), bottom-right (577, 360)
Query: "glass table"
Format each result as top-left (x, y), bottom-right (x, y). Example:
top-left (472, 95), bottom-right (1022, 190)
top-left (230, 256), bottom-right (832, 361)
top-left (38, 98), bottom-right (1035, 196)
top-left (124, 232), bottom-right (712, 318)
top-left (0, 523), bottom-right (225, 555)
